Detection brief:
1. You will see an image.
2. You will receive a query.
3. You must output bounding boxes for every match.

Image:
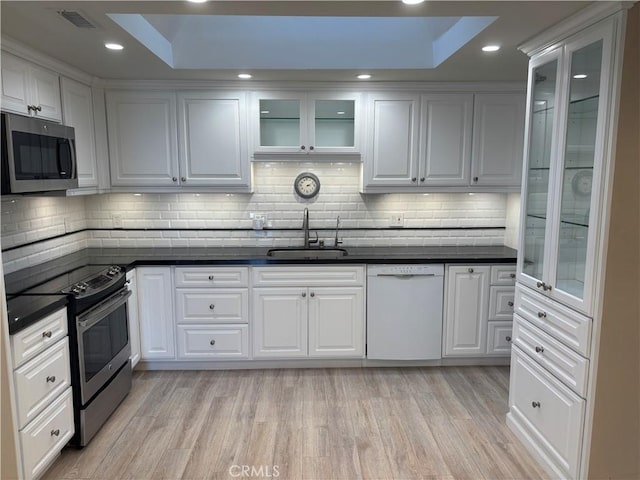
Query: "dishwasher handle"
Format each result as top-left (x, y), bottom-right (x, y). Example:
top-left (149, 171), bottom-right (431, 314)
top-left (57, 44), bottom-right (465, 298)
top-left (376, 273), bottom-right (437, 278)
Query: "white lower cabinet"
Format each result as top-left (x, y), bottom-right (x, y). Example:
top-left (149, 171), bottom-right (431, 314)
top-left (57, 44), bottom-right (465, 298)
top-left (137, 267), bottom-right (175, 360)
top-left (508, 346), bottom-right (585, 479)
top-left (252, 266), bottom-right (365, 360)
top-left (126, 269), bottom-right (141, 368)
top-left (486, 321), bottom-right (513, 356)
top-left (177, 325), bottom-right (249, 359)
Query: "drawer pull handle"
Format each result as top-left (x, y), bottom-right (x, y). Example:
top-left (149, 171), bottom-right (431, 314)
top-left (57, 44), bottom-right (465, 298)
top-left (537, 311), bottom-right (547, 318)
top-left (302, 292), bottom-right (307, 298)
top-left (535, 346), bottom-right (544, 353)
top-left (531, 401), bottom-right (541, 409)
top-left (209, 304), bottom-right (215, 310)
top-left (51, 429), bottom-right (60, 436)
top-left (510, 273), bottom-right (516, 279)
top-left (42, 331), bottom-right (53, 338)
top-left (468, 268), bottom-right (474, 273)
top-left (210, 339), bottom-right (216, 346)
top-left (508, 301), bottom-right (514, 307)
top-left (46, 376), bottom-right (56, 383)
top-left (505, 336), bottom-right (512, 343)
top-left (208, 275), bottom-right (214, 280)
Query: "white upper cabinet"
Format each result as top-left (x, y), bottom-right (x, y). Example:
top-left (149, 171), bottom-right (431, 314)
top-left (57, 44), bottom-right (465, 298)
top-left (61, 77), bottom-right (98, 188)
top-left (107, 90), bottom-right (179, 187)
top-left (177, 91), bottom-right (250, 189)
top-left (252, 91), bottom-right (361, 156)
top-left (420, 94), bottom-right (473, 186)
top-left (471, 93), bottom-right (526, 186)
top-left (517, 19), bottom-right (617, 316)
top-left (1, 53), bottom-right (62, 122)
top-left (363, 92), bottom-right (421, 187)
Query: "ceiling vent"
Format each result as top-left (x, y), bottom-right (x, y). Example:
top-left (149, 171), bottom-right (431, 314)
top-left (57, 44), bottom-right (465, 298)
top-left (58, 10), bottom-right (96, 29)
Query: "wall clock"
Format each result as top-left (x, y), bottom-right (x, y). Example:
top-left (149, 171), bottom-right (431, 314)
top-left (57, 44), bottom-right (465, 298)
top-left (571, 169), bottom-right (593, 197)
top-left (294, 172), bottom-right (321, 199)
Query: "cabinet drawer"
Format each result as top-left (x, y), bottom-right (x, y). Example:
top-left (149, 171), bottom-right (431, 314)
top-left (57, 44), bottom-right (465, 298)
top-left (11, 308), bottom-right (68, 367)
top-left (175, 289), bottom-right (248, 324)
top-left (509, 347), bottom-right (584, 479)
top-left (175, 267), bottom-right (249, 288)
top-left (252, 266), bottom-right (364, 287)
top-left (486, 321), bottom-right (513, 356)
top-left (513, 315), bottom-right (589, 397)
top-left (20, 387), bottom-right (74, 480)
top-left (491, 265), bottom-right (517, 285)
top-left (14, 337), bottom-right (71, 430)
top-left (515, 284), bottom-right (592, 356)
top-left (488, 286), bottom-right (515, 321)
top-left (177, 324), bottom-right (249, 359)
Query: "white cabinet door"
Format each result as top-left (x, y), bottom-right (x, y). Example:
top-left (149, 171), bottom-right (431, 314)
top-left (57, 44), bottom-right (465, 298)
top-left (308, 287), bottom-right (364, 358)
top-left (61, 78), bottom-right (98, 188)
top-left (107, 90), bottom-right (179, 187)
top-left (1, 53), bottom-right (30, 116)
top-left (29, 67), bottom-right (62, 122)
top-left (177, 91), bottom-right (250, 187)
top-left (126, 269), bottom-right (141, 368)
top-left (471, 93), bottom-right (526, 186)
top-left (137, 267), bottom-right (175, 360)
top-left (363, 93), bottom-right (420, 187)
top-left (252, 288), bottom-right (308, 358)
top-left (252, 91), bottom-right (308, 154)
top-left (307, 92), bottom-right (361, 154)
top-left (444, 265), bottom-right (490, 356)
top-left (420, 94), bottom-right (473, 186)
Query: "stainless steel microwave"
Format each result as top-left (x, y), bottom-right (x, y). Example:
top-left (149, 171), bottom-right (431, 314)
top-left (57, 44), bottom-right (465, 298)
top-left (1, 112), bottom-right (78, 194)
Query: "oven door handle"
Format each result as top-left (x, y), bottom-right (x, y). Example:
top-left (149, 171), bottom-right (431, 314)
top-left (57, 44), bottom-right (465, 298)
top-left (77, 288), bottom-right (131, 331)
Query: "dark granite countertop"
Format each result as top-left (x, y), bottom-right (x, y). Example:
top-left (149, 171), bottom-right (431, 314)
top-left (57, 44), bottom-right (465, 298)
top-left (6, 294), bottom-right (68, 335)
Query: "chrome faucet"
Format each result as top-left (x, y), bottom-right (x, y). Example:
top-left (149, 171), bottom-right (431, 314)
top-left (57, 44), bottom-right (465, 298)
top-left (302, 208), bottom-right (318, 248)
top-left (334, 216), bottom-right (342, 247)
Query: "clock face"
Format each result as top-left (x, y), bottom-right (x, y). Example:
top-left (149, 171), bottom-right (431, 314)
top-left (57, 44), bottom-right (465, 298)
top-left (571, 169), bottom-right (593, 197)
top-left (294, 172), bottom-right (320, 199)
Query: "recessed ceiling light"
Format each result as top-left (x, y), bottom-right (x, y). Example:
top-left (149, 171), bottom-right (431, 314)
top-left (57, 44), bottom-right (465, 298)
top-left (237, 73), bottom-right (252, 79)
top-left (573, 74), bottom-right (588, 79)
top-left (336, 111), bottom-right (346, 115)
top-left (260, 110), bottom-right (270, 114)
top-left (187, 0), bottom-right (208, 3)
top-left (357, 74), bottom-right (372, 80)
top-left (402, 0), bottom-right (425, 4)
top-left (105, 43), bottom-right (124, 50)
top-left (133, 193), bottom-right (142, 196)
top-left (482, 45), bottom-right (500, 52)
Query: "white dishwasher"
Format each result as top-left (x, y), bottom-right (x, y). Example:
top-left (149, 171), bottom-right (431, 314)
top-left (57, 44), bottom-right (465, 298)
top-left (367, 264), bottom-right (444, 360)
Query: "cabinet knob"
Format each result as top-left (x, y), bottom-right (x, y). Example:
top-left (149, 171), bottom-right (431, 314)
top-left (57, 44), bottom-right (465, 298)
top-left (172, 177), bottom-right (178, 182)
top-left (535, 346), bottom-right (544, 353)
top-left (300, 145), bottom-right (306, 150)
top-left (468, 268), bottom-right (474, 273)
top-left (36, 105), bottom-right (42, 112)
top-left (209, 304), bottom-right (215, 310)
top-left (531, 401), bottom-right (541, 409)
top-left (302, 292), bottom-right (306, 298)
top-left (181, 177), bottom-right (186, 182)
top-left (537, 311), bottom-right (547, 318)
top-left (310, 292), bottom-right (315, 297)
top-left (210, 339), bottom-right (216, 346)
top-left (411, 177), bottom-right (417, 182)
top-left (473, 176), bottom-right (479, 182)
top-left (420, 177), bottom-right (425, 182)
top-left (27, 104), bottom-right (35, 112)
top-left (208, 275), bottom-right (214, 280)
top-left (510, 273), bottom-right (516, 279)
top-left (51, 429), bottom-right (60, 437)
top-left (536, 281), bottom-right (547, 290)
top-left (309, 146), bottom-right (314, 151)
top-left (544, 284), bottom-right (553, 291)
top-left (505, 336), bottom-right (512, 343)
top-left (42, 331), bottom-right (52, 338)
top-left (46, 375), bottom-right (56, 383)
top-left (508, 301), bottom-right (514, 307)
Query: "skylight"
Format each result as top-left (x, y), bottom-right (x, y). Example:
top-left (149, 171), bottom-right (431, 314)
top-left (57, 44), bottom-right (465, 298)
top-left (107, 14), bottom-right (497, 70)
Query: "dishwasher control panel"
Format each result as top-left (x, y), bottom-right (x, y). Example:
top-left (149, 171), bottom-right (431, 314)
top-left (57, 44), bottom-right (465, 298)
top-left (367, 264), bottom-right (444, 276)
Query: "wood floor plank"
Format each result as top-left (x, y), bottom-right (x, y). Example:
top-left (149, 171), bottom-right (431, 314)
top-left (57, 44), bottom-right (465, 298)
top-left (42, 366), bottom-right (549, 480)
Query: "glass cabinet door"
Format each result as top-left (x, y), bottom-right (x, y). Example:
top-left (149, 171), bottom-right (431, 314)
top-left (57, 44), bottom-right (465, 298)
top-left (553, 38), bottom-right (605, 303)
top-left (312, 98), bottom-right (356, 151)
top-left (258, 98), bottom-right (302, 149)
top-left (520, 54), bottom-right (561, 286)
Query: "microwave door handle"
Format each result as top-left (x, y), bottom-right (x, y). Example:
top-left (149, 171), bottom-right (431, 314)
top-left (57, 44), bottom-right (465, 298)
top-left (69, 138), bottom-right (77, 179)
top-left (78, 289), bottom-right (131, 330)
top-left (57, 138), bottom-right (75, 179)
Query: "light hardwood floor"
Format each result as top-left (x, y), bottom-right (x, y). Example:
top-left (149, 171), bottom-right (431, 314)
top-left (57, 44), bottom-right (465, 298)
top-left (42, 367), bottom-right (548, 480)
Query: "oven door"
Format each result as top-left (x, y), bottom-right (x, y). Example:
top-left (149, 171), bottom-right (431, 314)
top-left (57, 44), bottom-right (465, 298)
top-left (76, 287), bottom-right (131, 405)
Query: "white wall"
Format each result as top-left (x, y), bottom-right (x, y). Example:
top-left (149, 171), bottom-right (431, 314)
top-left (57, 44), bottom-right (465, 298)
top-left (2, 162), bottom-right (512, 273)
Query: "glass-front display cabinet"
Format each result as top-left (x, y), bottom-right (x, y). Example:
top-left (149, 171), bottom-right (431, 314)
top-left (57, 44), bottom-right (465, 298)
top-left (252, 92), bottom-right (361, 156)
top-left (518, 19), bottom-right (616, 316)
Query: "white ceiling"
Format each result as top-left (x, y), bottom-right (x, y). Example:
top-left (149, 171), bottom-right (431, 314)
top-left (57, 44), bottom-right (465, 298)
top-left (0, 1), bottom-right (592, 83)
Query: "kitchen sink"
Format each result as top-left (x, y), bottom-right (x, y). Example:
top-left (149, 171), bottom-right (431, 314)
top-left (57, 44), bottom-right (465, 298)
top-left (266, 247), bottom-right (348, 259)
